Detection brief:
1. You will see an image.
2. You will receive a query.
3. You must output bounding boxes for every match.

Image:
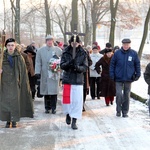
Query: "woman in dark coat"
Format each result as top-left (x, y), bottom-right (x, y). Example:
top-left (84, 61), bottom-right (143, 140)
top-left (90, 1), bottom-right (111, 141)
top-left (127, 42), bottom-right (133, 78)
top-left (0, 38), bottom-right (34, 128)
top-left (95, 48), bottom-right (116, 106)
top-left (24, 46), bottom-right (36, 100)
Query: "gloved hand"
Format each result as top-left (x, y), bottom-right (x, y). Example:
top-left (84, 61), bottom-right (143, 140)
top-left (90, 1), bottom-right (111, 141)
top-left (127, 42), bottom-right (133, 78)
top-left (74, 65), bottom-right (82, 73)
top-left (69, 59), bottom-right (75, 69)
top-left (132, 74), bottom-right (139, 81)
top-left (35, 74), bottom-right (41, 79)
top-left (134, 76), bottom-right (139, 81)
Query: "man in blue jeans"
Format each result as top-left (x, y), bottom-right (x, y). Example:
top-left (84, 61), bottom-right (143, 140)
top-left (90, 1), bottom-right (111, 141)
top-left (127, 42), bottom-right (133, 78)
top-left (110, 38), bottom-right (141, 117)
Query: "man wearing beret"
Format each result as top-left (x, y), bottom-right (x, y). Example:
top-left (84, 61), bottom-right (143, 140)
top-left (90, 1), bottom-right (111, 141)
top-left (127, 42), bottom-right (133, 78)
top-left (0, 38), bottom-right (34, 128)
top-left (60, 35), bottom-right (88, 130)
top-left (35, 35), bottom-right (62, 114)
top-left (110, 38), bottom-right (141, 117)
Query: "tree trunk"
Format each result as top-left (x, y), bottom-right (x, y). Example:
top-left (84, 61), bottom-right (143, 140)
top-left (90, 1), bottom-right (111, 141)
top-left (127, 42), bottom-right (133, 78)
top-left (45, 0), bottom-right (51, 36)
top-left (84, 0), bottom-right (92, 46)
top-left (71, 0), bottom-right (78, 32)
top-left (91, 1), bottom-right (97, 43)
top-left (138, 6), bottom-right (150, 59)
top-left (109, 0), bottom-right (119, 47)
top-left (3, 0), bottom-right (6, 30)
top-left (10, 0), bottom-right (14, 38)
top-left (15, 0), bottom-right (20, 43)
top-left (92, 23), bottom-right (96, 42)
top-left (64, 23), bottom-right (67, 43)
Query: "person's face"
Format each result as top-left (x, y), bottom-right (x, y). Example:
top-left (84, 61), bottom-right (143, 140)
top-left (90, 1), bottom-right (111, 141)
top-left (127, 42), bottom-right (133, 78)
top-left (122, 43), bottom-right (130, 50)
top-left (46, 39), bottom-right (53, 47)
top-left (106, 52), bottom-right (113, 58)
top-left (71, 42), bottom-right (79, 47)
top-left (6, 42), bottom-right (16, 53)
top-left (32, 43), bottom-right (35, 47)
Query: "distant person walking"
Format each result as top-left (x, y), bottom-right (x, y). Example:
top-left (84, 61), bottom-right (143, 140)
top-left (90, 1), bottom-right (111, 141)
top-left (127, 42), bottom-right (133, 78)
top-left (89, 46), bottom-right (103, 99)
top-left (110, 38), bottom-right (141, 117)
top-left (95, 48), bottom-right (116, 106)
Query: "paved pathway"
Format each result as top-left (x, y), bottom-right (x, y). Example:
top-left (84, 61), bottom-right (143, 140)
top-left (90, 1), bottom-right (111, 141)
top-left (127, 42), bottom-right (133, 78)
top-left (0, 93), bottom-right (150, 150)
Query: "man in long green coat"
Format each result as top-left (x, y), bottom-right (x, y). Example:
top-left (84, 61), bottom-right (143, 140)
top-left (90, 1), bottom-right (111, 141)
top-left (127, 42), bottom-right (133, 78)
top-left (0, 38), bottom-right (34, 128)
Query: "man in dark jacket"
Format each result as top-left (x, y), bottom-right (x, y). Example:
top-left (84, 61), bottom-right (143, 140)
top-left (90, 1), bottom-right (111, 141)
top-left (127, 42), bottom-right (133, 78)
top-left (60, 35), bottom-right (88, 130)
top-left (144, 63), bottom-right (150, 115)
top-left (110, 38), bottom-right (141, 117)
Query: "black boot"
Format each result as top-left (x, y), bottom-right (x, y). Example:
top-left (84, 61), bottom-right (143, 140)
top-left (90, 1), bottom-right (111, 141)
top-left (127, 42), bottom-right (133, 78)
top-left (52, 109), bottom-right (56, 114)
top-left (66, 114), bottom-right (71, 125)
top-left (82, 106), bottom-right (85, 112)
top-left (12, 122), bottom-right (17, 128)
top-left (5, 122), bottom-right (11, 128)
top-left (71, 118), bottom-right (78, 130)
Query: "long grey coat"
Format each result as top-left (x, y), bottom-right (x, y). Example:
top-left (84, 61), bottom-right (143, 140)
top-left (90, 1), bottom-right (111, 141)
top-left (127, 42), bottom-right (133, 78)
top-left (35, 46), bottom-right (62, 95)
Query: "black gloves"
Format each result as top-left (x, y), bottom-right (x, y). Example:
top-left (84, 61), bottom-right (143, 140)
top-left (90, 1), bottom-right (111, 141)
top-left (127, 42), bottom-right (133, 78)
top-left (134, 76), bottom-right (139, 81)
top-left (132, 74), bottom-right (139, 81)
top-left (35, 74), bottom-right (41, 79)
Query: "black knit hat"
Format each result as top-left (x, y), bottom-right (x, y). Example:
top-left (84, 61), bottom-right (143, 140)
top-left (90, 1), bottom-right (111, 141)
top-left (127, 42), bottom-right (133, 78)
top-left (92, 46), bottom-right (98, 50)
top-left (5, 38), bottom-right (16, 47)
top-left (106, 42), bottom-right (112, 48)
top-left (24, 46), bottom-right (36, 55)
top-left (105, 48), bottom-right (112, 53)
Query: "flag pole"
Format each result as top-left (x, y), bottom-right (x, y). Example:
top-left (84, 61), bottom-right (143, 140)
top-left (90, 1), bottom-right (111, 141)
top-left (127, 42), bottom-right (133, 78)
top-left (0, 30), bottom-right (6, 83)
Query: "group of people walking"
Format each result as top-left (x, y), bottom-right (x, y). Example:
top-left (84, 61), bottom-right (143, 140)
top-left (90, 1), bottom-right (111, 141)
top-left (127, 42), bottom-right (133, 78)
top-left (0, 34), bottom-right (143, 130)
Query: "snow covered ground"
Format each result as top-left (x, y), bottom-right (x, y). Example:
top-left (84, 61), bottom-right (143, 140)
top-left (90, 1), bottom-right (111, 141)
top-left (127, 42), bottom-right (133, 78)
top-left (0, 89), bottom-right (150, 150)
top-left (0, 40), bottom-right (149, 150)
top-left (131, 73), bottom-right (148, 99)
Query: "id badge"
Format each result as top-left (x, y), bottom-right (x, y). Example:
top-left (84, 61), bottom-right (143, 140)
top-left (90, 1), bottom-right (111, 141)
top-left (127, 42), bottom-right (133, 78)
top-left (128, 56), bottom-right (132, 61)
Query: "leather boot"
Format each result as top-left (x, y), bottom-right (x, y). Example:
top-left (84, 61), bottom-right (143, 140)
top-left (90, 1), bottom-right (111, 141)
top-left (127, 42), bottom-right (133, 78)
top-left (5, 122), bottom-right (11, 128)
top-left (66, 114), bottom-right (71, 125)
top-left (12, 122), bottom-right (17, 128)
top-left (71, 118), bottom-right (78, 130)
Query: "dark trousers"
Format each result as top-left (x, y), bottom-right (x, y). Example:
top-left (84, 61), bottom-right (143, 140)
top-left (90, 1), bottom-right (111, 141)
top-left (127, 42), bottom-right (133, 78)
top-left (28, 73), bottom-right (36, 99)
top-left (90, 77), bottom-right (100, 98)
top-left (44, 95), bottom-right (57, 111)
top-left (116, 82), bottom-right (131, 115)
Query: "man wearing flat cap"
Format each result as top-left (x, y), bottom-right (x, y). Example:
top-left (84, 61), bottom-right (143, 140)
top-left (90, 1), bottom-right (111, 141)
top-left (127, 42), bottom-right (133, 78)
top-left (60, 35), bottom-right (88, 130)
top-left (110, 38), bottom-right (141, 118)
top-left (35, 35), bottom-right (62, 114)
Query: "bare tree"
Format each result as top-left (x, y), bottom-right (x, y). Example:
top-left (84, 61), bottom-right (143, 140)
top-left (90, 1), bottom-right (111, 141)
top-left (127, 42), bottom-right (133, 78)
top-left (3, 0), bottom-right (6, 30)
top-left (81, 0), bottom-right (92, 46)
top-left (10, 0), bottom-right (20, 43)
top-left (54, 4), bottom-right (71, 43)
top-left (109, 0), bottom-right (119, 47)
top-left (91, 0), bottom-right (109, 42)
top-left (138, 6), bottom-right (150, 59)
top-left (45, 0), bottom-right (51, 36)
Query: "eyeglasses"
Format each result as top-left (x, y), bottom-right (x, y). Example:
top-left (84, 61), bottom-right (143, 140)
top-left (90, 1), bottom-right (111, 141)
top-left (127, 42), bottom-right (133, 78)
top-left (7, 44), bottom-right (15, 47)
